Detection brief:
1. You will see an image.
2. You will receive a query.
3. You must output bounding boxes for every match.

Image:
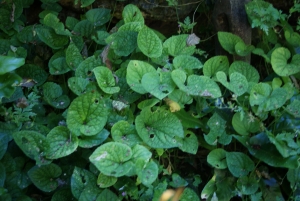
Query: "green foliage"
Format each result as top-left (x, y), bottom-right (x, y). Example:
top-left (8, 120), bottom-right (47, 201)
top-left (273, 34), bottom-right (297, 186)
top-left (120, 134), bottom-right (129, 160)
top-left (0, 0), bottom-right (300, 200)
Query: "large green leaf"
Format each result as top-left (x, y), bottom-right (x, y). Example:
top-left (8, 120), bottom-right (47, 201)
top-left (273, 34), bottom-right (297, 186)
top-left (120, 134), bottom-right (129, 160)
top-left (135, 159), bottom-right (158, 186)
top-left (45, 126), bottom-right (78, 159)
top-left (43, 13), bottom-right (71, 36)
top-left (163, 34), bottom-right (195, 56)
top-left (89, 142), bottom-right (133, 177)
top-left (229, 61), bottom-right (260, 83)
top-left (135, 108), bottom-right (184, 148)
top-left (218, 32), bottom-right (243, 54)
top-left (94, 66), bottom-right (120, 94)
top-left (13, 131), bottom-right (51, 166)
top-left (73, 19), bottom-right (94, 37)
top-left (66, 92), bottom-right (109, 136)
top-left (86, 8), bottom-right (111, 26)
top-left (232, 112), bottom-right (260, 135)
top-left (137, 26), bottom-right (162, 58)
top-left (48, 50), bottom-right (70, 75)
top-left (126, 60), bottom-right (156, 94)
top-left (106, 31), bottom-right (138, 56)
top-left (122, 4), bottom-right (144, 24)
top-left (207, 148), bottom-right (227, 169)
top-left (271, 47), bottom-right (300, 76)
top-left (68, 77), bottom-right (90, 96)
top-left (226, 152), bottom-right (254, 177)
top-left (203, 56), bottom-right (229, 78)
top-left (178, 131), bottom-right (198, 154)
top-left (42, 82), bottom-right (70, 109)
top-left (0, 56), bottom-right (25, 75)
top-left (173, 55), bottom-right (203, 70)
top-left (111, 120), bottom-right (142, 147)
top-left (216, 71), bottom-right (248, 96)
top-left (27, 164), bottom-right (62, 192)
top-left (142, 71), bottom-right (176, 100)
top-left (36, 26), bottom-right (69, 49)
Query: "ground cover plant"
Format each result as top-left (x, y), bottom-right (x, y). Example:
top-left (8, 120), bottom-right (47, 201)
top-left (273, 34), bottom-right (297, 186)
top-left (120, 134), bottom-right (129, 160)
top-left (0, 0), bottom-right (300, 200)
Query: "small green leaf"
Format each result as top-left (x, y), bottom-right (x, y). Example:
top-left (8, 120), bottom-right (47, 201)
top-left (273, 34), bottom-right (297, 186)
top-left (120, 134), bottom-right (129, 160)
top-left (174, 110), bottom-right (204, 129)
top-left (163, 34), bottom-right (195, 56)
top-left (42, 82), bottom-right (70, 109)
top-left (73, 19), bottom-right (94, 37)
top-left (135, 108), bottom-right (184, 148)
top-left (232, 112), bottom-right (260, 135)
top-left (137, 98), bottom-right (160, 110)
top-left (111, 120), bottom-right (142, 147)
top-left (286, 99), bottom-right (300, 118)
top-left (43, 13), bottom-right (71, 36)
top-left (45, 126), bottom-right (78, 159)
top-left (169, 173), bottom-right (188, 188)
top-left (180, 188), bottom-right (200, 201)
top-left (201, 175), bottom-right (216, 200)
top-left (16, 64), bottom-right (48, 86)
top-left (207, 148), bottom-right (227, 169)
top-left (36, 26), bottom-right (69, 49)
top-left (48, 50), bottom-right (70, 75)
top-left (68, 77), bottom-right (89, 96)
top-left (137, 26), bottom-right (162, 58)
top-left (135, 159), bottom-right (158, 186)
top-left (226, 152), bottom-right (255, 177)
top-left (66, 92), bottom-right (109, 136)
top-left (106, 31), bottom-right (138, 56)
top-left (27, 164), bottom-right (62, 192)
top-left (86, 8), bottom-right (111, 26)
top-left (218, 32), bottom-right (243, 54)
top-left (229, 61), bottom-right (260, 83)
top-left (284, 30), bottom-right (300, 47)
top-left (122, 4), bottom-right (144, 24)
top-left (97, 173), bottom-right (117, 188)
top-left (78, 129), bottom-right (109, 148)
top-left (178, 131), bottom-right (198, 154)
top-left (131, 144), bottom-right (152, 164)
top-left (96, 189), bottom-right (118, 201)
top-left (216, 71), bottom-right (248, 96)
top-left (237, 176), bottom-right (259, 195)
top-left (89, 142), bottom-right (133, 177)
top-left (235, 41), bottom-right (255, 56)
top-left (142, 71), bottom-right (176, 100)
top-left (94, 66), bottom-right (120, 94)
top-left (79, 0), bottom-right (95, 7)
top-left (66, 16), bottom-right (79, 30)
top-left (75, 55), bottom-right (103, 78)
top-left (249, 83), bottom-right (272, 106)
top-left (271, 47), bottom-right (300, 76)
top-left (13, 131), bottom-right (51, 166)
top-left (173, 55), bottom-right (203, 70)
top-left (168, 89), bottom-right (193, 108)
top-left (118, 22), bottom-right (143, 32)
top-left (66, 42), bottom-right (83, 70)
top-left (126, 60), bottom-right (156, 94)
top-left (0, 73), bottom-right (22, 99)
top-left (203, 56), bottom-right (229, 78)
top-left (0, 55), bottom-right (25, 75)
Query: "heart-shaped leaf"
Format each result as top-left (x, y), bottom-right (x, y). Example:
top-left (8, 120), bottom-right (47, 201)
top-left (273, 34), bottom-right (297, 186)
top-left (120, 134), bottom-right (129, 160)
top-left (138, 26), bottom-right (162, 58)
top-left (94, 66), bottom-right (120, 94)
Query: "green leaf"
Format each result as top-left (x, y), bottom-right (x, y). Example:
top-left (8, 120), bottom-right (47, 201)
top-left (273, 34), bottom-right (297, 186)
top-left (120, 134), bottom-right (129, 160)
top-left (229, 61), bottom-right (260, 83)
top-left (173, 55), bottom-right (203, 70)
top-left (131, 144), bottom-right (152, 164)
top-left (232, 112), bottom-right (260, 135)
top-left (89, 142), bottom-right (133, 177)
top-left (235, 41), bottom-right (255, 56)
top-left (94, 66), bottom-right (120, 94)
top-left (43, 13), bottom-right (71, 36)
top-left (106, 31), bottom-right (138, 56)
top-left (118, 22), bottom-right (143, 32)
top-left (216, 71), bottom-right (248, 96)
top-left (68, 77), bottom-right (90, 96)
top-left (271, 47), bottom-right (300, 76)
top-left (45, 126), bottom-right (78, 159)
top-left (97, 173), bottom-right (117, 188)
top-left (169, 173), bottom-right (188, 188)
top-left (137, 26), bottom-right (162, 58)
top-left (16, 64), bottom-right (48, 86)
top-left (126, 60), bottom-right (156, 94)
top-left (111, 120), bottom-right (142, 147)
top-left (92, 31), bottom-right (110, 45)
top-left (42, 82), bottom-right (70, 109)
top-left (75, 55), bottom-right (102, 78)
top-left (174, 110), bottom-right (204, 129)
top-left (13, 131), bottom-right (51, 166)
top-left (52, 189), bottom-right (73, 201)
top-left (122, 4), bottom-right (144, 24)
top-left (163, 34), bottom-right (195, 56)
top-left (135, 108), bottom-right (184, 148)
top-left (226, 152), bottom-right (254, 177)
top-left (27, 164), bottom-right (62, 192)
top-left (203, 56), bottom-right (229, 78)
top-left (78, 129), bottom-right (109, 148)
top-left (96, 189), bottom-right (118, 201)
top-left (201, 175), bottom-right (216, 200)
top-left (135, 159), bottom-right (158, 186)
top-left (86, 8), bottom-right (111, 26)
top-left (234, 134), bottom-right (299, 169)
top-left (286, 99), bottom-right (300, 118)
top-left (77, 0), bottom-right (95, 7)
top-left (237, 176), bottom-right (259, 195)
top-left (137, 98), bottom-right (160, 110)
top-left (73, 19), bottom-right (94, 37)
top-left (0, 73), bottom-right (22, 99)
top-left (36, 26), bottom-right (69, 49)
top-left (287, 168), bottom-right (300, 187)
top-left (66, 42), bottom-right (83, 70)
top-left (180, 188), bottom-right (200, 201)
top-left (168, 89), bottom-right (193, 108)
top-left (207, 148), bottom-right (228, 169)
top-left (178, 131), bottom-right (198, 154)
top-left (48, 50), bottom-right (70, 75)
top-left (218, 32), bottom-right (243, 54)
top-left (249, 83), bottom-right (272, 106)
top-left (0, 56), bottom-right (25, 75)
top-left (71, 167), bottom-right (97, 199)
top-left (66, 16), bottom-right (79, 30)
top-left (142, 71), bottom-right (176, 100)
top-left (66, 92), bottom-right (109, 136)
top-left (284, 30), bottom-right (300, 47)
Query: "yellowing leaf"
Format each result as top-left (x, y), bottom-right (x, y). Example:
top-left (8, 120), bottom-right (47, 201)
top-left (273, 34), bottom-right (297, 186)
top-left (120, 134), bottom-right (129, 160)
top-left (164, 98), bottom-right (181, 112)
